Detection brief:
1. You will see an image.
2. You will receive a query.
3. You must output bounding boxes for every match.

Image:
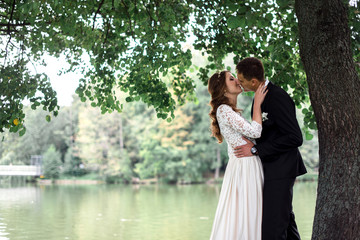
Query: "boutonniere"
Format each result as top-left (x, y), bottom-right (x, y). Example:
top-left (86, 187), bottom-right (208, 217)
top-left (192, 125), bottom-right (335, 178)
top-left (262, 112), bottom-right (268, 121)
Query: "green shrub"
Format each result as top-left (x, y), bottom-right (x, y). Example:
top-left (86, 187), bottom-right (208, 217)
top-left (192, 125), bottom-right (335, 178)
top-left (42, 145), bottom-right (62, 179)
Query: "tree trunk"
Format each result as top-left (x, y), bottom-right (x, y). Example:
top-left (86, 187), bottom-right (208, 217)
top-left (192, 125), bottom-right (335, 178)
top-left (295, 1), bottom-right (360, 239)
top-left (119, 114), bottom-right (124, 156)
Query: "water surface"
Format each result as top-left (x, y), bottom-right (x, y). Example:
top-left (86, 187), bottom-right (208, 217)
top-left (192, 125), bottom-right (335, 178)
top-left (0, 181), bottom-right (316, 240)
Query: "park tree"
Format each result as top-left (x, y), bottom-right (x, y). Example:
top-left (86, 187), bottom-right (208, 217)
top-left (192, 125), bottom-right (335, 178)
top-left (193, 1), bottom-right (359, 238)
top-left (0, 105), bottom-right (73, 165)
top-left (42, 144), bottom-right (62, 179)
top-left (0, 0), bottom-right (359, 238)
top-left (295, 1), bottom-right (359, 238)
top-left (0, 0), bottom-right (194, 134)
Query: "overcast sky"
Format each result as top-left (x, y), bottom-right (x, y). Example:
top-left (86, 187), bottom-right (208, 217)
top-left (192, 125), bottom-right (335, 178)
top-left (35, 55), bottom-right (81, 106)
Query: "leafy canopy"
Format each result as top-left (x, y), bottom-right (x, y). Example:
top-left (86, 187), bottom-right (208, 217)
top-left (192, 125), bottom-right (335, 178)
top-left (1, 0), bottom-right (359, 135)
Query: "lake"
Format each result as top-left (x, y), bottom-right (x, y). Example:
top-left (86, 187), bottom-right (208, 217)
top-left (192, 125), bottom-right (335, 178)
top-left (0, 181), bottom-right (316, 240)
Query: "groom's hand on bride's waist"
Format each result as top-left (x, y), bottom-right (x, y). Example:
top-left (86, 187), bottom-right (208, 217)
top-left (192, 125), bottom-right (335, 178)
top-left (233, 137), bottom-right (254, 158)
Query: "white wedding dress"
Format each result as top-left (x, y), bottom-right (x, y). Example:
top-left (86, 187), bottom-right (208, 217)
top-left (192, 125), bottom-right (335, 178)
top-left (210, 104), bottom-right (264, 240)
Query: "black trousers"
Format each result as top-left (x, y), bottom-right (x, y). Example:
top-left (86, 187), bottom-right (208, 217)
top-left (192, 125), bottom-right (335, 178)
top-left (262, 178), bottom-right (301, 240)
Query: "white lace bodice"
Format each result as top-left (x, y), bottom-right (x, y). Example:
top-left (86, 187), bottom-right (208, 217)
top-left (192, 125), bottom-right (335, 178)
top-left (216, 104), bottom-right (262, 159)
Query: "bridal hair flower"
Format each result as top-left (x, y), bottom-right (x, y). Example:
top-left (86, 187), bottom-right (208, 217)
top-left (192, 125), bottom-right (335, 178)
top-left (262, 112), bottom-right (268, 121)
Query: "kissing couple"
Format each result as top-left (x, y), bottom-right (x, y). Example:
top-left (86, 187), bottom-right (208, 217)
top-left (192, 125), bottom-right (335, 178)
top-left (208, 57), bottom-right (307, 240)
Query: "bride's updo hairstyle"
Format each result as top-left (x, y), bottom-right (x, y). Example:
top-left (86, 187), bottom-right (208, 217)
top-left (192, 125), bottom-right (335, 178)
top-left (208, 70), bottom-right (240, 143)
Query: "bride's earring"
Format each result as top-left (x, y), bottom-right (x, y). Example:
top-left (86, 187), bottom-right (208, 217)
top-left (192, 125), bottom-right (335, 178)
top-left (224, 90), bottom-right (227, 97)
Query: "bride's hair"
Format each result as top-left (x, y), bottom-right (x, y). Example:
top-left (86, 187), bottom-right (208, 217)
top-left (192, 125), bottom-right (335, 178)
top-left (208, 70), bottom-right (240, 143)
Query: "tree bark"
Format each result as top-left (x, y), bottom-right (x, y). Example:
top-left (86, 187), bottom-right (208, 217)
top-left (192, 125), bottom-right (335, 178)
top-left (295, 1), bottom-right (360, 239)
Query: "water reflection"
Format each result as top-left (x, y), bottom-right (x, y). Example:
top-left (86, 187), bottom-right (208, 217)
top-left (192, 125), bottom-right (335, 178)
top-left (0, 182), bottom-right (316, 240)
top-left (293, 181), bottom-right (317, 240)
top-left (0, 219), bottom-right (9, 240)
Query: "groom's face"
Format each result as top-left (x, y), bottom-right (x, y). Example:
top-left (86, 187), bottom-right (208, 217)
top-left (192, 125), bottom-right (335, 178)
top-left (237, 73), bottom-right (255, 92)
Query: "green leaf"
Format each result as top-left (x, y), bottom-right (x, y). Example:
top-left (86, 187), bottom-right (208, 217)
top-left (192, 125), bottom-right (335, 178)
top-left (238, 5), bottom-right (249, 14)
top-left (265, 13), bottom-right (273, 21)
top-left (277, 0), bottom-right (289, 8)
top-left (227, 16), bottom-right (242, 28)
top-left (19, 127), bottom-right (26, 136)
top-left (46, 115), bottom-right (51, 122)
top-left (227, 3), bottom-right (238, 12)
top-left (305, 132), bottom-right (313, 140)
top-left (101, 107), bottom-right (107, 114)
top-left (245, 12), bottom-right (255, 26)
top-left (309, 122), bottom-right (317, 130)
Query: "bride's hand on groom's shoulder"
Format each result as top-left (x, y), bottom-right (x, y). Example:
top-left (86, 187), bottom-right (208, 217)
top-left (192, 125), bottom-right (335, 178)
top-left (254, 83), bottom-right (268, 105)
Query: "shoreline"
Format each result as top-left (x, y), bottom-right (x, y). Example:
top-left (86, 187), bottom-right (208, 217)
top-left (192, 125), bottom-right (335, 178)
top-left (1, 172), bottom-right (318, 185)
top-left (34, 173), bottom-right (318, 185)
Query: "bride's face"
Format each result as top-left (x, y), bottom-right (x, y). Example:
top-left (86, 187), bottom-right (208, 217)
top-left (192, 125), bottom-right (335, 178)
top-left (225, 72), bottom-right (242, 95)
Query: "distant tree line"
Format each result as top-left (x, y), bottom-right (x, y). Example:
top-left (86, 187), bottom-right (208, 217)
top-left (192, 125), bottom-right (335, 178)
top-left (0, 75), bottom-right (318, 183)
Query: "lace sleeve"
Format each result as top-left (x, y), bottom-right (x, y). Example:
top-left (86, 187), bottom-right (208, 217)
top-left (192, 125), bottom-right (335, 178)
top-left (217, 104), bottom-right (262, 138)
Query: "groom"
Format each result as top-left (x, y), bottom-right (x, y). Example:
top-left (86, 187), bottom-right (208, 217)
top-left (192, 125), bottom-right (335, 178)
top-left (234, 57), bottom-right (307, 240)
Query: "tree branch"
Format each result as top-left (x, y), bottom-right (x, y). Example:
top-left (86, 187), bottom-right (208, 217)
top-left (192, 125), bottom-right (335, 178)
top-left (0, 22), bottom-right (31, 27)
top-left (7, 0), bottom-right (16, 34)
top-left (3, 0), bottom-right (16, 65)
top-left (0, 20), bottom-right (53, 34)
top-left (4, 35), bottom-right (12, 65)
top-left (121, 0), bottom-right (136, 40)
top-left (93, 0), bottom-right (105, 30)
top-left (144, 3), bottom-right (154, 25)
top-left (0, 28), bottom-right (19, 33)
top-left (103, 19), bottom-right (111, 45)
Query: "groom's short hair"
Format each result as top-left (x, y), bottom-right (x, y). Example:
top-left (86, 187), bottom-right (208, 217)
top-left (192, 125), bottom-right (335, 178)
top-left (236, 57), bottom-right (265, 82)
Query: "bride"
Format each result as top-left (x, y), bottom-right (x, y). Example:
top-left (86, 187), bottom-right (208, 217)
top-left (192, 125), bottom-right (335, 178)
top-left (208, 70), bottom-right (267, 240)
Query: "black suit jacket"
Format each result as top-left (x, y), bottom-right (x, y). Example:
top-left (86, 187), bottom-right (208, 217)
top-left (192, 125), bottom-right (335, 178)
top-left (252, 82), bottom-right (307, 180)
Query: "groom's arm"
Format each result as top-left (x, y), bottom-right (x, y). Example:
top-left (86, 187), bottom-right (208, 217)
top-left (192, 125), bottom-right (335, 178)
top-left (256, 89), bottom-right (303, 160)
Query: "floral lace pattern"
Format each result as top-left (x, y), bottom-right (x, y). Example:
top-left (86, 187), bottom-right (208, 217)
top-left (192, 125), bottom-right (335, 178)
top-left (217, 104), bottom-right (262, 158)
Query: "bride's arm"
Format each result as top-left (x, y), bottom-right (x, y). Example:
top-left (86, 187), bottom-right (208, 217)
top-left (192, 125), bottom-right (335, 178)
top-left (217, 105), bottom-right (262, 139)
top-left (217, 85), bottom-right (267, 139)
top-left (252, 83), bottom-right (268, 125)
